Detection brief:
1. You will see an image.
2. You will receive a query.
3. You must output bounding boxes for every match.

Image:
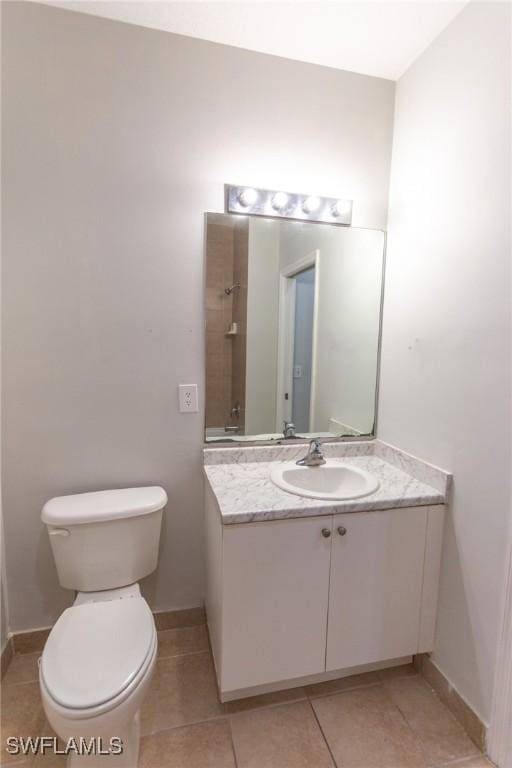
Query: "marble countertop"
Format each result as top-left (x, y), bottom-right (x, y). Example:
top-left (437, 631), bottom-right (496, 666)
top-left (204, 453), bottom-right (447, 524)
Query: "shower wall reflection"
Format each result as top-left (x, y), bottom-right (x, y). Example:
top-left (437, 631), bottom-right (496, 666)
top-left (205, 215), bottom-right (248, 434)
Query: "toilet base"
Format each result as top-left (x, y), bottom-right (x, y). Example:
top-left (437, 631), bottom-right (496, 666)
top-left (40, 589), bottom-right (158, 768)
top-left (41, 622), bottom-right (157, 768)
top-left (66, 712), bottom-right (140, 768)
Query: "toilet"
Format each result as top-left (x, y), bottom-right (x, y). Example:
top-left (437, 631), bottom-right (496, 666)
top-left (39, 486), bottom-right (168, 767)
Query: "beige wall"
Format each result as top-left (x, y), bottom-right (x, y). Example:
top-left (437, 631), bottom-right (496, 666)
top-left (205, 217), bottom-right (235, 429)
top-left (2, 1), bottom-right (395, 631)
top-left (0, 2), bottom-right (7, 652)
top-left (245, 219), bottom-right (281, 435)
top-left (231, 220), bottom-right (248, 432)
top-left (0, 516), bottom-right (8, 651)
top-left (379, 1), bottom-right (511, 724)
top-left (205, 216), bottom-right (248, 432)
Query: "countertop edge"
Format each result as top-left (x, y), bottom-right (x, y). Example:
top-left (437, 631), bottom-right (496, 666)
top-left (203, 467), bottom-right (446, 525)
top-left (218, 495), bottom-right (446, 525)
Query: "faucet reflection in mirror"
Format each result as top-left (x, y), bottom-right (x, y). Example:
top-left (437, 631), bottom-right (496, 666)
top-left (204, 213), bottom-right (385, 444)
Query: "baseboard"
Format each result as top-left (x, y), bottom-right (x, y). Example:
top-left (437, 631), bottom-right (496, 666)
top-left (153, 606), bottom-right (205, 631)
top-left (1, 637), bottom-right (13, 679)
top-left (219, 656), bottom-right (412, 702)
top-left (415, 653), bottom-right (487, 752)
top-left (5, 608), bottom-right (486, 756)
top-left (7, 605), bottom-right (206, 657)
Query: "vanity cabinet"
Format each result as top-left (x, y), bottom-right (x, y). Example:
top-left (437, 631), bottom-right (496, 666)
top-left (205, 483), bottom-right (445, 701)
top-left (327, 510), bottom-right (427, 671)
top-left (219, 516), bottom-right (332, 692)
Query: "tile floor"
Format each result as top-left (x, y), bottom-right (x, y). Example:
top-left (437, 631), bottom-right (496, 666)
top-left (1, 614), bottom-right (494, 768)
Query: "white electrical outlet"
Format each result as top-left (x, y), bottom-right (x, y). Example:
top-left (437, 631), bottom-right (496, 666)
top-left (178, 384), bottom-right (198, 413)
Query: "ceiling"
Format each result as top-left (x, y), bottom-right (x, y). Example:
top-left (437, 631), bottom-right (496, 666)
top-left (42, 0), bottom-right (468, 81)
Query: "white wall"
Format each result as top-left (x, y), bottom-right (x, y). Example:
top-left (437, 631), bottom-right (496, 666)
top-left (379, 0), bottom-right (511, 724)
top-left (292, 268), bottom-right (315, 432)
top-left (245, 219), bottom-right (281, 435)
top-left (278, 223), bottom-right (384, 434)
top-left (0, 519), bottom-right (8, 652)
top-left (245, 220), bottom-right (384, 436)
top-left (0, 1), bottom-right (8, 652)
top-left (312, 227), bottom-right (384, 434)
top-left (2, 1), bottom-right (395, 631)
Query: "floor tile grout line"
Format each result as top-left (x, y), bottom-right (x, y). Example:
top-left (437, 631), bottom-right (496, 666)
top-left (4, 643), bottom-right (485, 767)
top-left (156, 649), bottom-right (212, 665)
top-left (377, 670), bottom-right (421, 682)
top-left (305, 680), bottom-right (384, 705)
top-left (307, 698), bottom-right (339, 768)
top-left (140, 713), bottom-right (240, 767)
top-left (303, 670), bottom-right (422, 703)
top-left (437, 756), bottom-right (488, 767)
top-left (389, 674), bottom-right (481, 744)
top-left (156, 622), bottom-right (207, 629)
top-left (402, 675), bottom-right (488, 757)
top-left (226, 718), bottom-right (240, 768)
top-left (4, 648), bottom-right (211, 687)
top-left (2, 679), bottom-right (42, 689)
top-left (154, 622), bottom-right (207, 633)
top-left (305, 680), bottom-right (385, 701)
top-left (8, 622), bottom-right (208, 657)
top-left (379, 683), bottom-right (435, 767)
top-left (142, 694), bottom-right (311, 740)
top-left (223, 694), bottom-right (308, 717)
top-left (381, 679), bottom-right (482, 768)
top-left (2, 650), bottom-right (208, 688)
top-left (142, 713), bottom-right (228, 738)
top-left (157, 649), bottom-right (210, 661)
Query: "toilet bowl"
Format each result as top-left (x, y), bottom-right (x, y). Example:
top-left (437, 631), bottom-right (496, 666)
top-left (40, 487), bottom-right (167, 767)
top-left (40, 587), bottom-right (157, 767)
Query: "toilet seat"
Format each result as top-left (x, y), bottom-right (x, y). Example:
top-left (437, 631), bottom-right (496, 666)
top-left (41, 597), bottom-right (155, 713)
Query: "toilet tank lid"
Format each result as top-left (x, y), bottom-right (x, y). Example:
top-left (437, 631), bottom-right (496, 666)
top-left (41, 486), bottom-right (168, 526)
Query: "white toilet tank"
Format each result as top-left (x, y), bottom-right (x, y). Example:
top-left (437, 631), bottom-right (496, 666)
top-left (42, 487), bottom-right (167, 592)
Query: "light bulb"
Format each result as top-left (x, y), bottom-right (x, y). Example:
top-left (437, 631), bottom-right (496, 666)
top-left (271, 192), bottom-right (289, 211)
top-left (302, 196), bottom-right (321, 214)
top-left (331, 199), bottom-right (352, 218)
top-left (238, 188), bottom-right (258, 207)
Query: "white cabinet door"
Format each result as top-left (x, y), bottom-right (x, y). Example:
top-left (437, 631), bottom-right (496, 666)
top-left (221, 516), bottom-right (333, 693)
top-left (326, 508), bottom-right (427, 671)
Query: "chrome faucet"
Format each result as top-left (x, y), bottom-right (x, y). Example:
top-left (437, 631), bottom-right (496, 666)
top-left (283, 421), bottom-right (296, 439)
top-left (296, 438), bottom-right (326, 467)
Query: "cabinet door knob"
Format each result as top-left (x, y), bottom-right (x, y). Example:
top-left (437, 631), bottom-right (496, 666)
top-left (321, 528), bottom-right (331, 538)
top-left (337, 525), bottom-right (347, 536)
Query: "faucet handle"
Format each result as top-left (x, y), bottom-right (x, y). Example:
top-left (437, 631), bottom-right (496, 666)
top-left (296, 437), bottom-right (325, 466)
top-left (283, 421), bottom-right (296, 437)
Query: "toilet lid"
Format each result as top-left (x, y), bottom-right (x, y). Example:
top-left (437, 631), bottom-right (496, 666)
top-left (41, 597), bottom-right (155, 710)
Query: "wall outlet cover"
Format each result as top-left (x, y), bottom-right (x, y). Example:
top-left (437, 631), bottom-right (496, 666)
top-left (178, 384), bottom-right (198, 413)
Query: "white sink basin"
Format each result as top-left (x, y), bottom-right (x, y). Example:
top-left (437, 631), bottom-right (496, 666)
top-left (270, 460), bottom-right (380, 500)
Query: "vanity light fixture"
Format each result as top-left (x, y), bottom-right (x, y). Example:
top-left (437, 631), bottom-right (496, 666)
top-left (302, 195), bottom-right (321, 214)
top-left (226, 184), bottom-right (352, 225)
top-left (237, 187), bottom-right (259, 207)
top-left (271, 191), bottom-right (290, 212)
top-left (331, 199), bottom-right (353, 219)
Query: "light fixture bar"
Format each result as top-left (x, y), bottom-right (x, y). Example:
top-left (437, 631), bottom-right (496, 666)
top-left (226, 185), bottom-right (352, 226)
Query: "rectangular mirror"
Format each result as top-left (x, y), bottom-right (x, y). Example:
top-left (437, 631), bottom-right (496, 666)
top-left (205, 213), bottom-right (385, 443)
